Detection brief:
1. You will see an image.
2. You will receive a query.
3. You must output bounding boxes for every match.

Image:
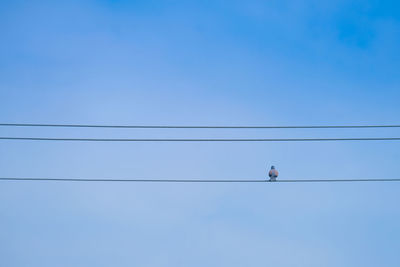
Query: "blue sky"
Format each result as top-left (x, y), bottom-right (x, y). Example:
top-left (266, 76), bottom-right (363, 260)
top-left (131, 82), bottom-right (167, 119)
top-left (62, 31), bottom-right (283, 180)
top-left (1, 1), bottom-right (400, 266)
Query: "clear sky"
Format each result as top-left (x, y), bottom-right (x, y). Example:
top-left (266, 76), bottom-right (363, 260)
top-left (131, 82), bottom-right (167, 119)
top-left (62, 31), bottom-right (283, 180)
top-left (1, 1), bottom-right (400, 266)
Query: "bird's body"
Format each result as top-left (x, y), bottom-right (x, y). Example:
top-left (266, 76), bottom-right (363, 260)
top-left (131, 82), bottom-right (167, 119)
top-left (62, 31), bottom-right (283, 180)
top-left (268, 166), bottom-right (279, 181)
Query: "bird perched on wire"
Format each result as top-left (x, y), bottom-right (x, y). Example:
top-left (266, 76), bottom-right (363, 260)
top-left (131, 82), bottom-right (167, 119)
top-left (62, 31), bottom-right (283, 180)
top-left (268, 166), bottom-right (279, 182)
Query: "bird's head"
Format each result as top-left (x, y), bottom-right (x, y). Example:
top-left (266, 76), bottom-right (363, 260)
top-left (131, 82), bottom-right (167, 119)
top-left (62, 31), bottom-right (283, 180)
top-left (271, 166), bottom-right (275, 169)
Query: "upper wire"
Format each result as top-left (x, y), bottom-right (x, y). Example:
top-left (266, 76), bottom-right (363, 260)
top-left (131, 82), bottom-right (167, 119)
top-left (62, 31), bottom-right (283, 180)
top-left (1, 123), bottom-right (400, 129)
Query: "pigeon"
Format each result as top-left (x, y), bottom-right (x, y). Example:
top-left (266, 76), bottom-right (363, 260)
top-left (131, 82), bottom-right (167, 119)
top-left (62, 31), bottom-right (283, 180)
top-left (268, 166), bottom-right (279, 182)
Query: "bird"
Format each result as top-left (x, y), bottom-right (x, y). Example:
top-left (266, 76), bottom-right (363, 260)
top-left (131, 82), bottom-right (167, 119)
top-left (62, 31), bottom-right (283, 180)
top-left (268, 166), bottom-right (279, 182)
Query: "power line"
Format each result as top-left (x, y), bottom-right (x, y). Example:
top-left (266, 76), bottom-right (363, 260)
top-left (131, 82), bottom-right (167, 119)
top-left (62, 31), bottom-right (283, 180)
top-left (1, 137), bottom-right (400, 142)
top-left (279, 179), bottom-right (400, 182)
top-left (0, 177), bottom-right (400, 183)
top-left (0, 178), bottom-right (264, 182)
top-left (1, 123), bottom-right (400, 129)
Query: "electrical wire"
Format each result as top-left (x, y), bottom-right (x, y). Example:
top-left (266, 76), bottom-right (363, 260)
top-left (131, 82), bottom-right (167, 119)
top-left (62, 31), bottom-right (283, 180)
top-left (1, 123), bottom-right (400, 129)
top-left (1, 137), bottom-right (400, 142)
top-left (0, 178), bottom-right (264, 182)
top-left (0, 177), bottom-right (400, 183)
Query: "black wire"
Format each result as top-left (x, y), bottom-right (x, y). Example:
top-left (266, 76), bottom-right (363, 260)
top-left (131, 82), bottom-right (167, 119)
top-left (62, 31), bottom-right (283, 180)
top-left (0, 178), bottom-right (265, 182)
top-left (1, 137), bottom-right (400, 142)
top-left (1, 123), bottom-right (400, 129)
top-left (0, 177), bottom-right (400, 183)
top-left (280, 179), bottom-right (400, 182)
